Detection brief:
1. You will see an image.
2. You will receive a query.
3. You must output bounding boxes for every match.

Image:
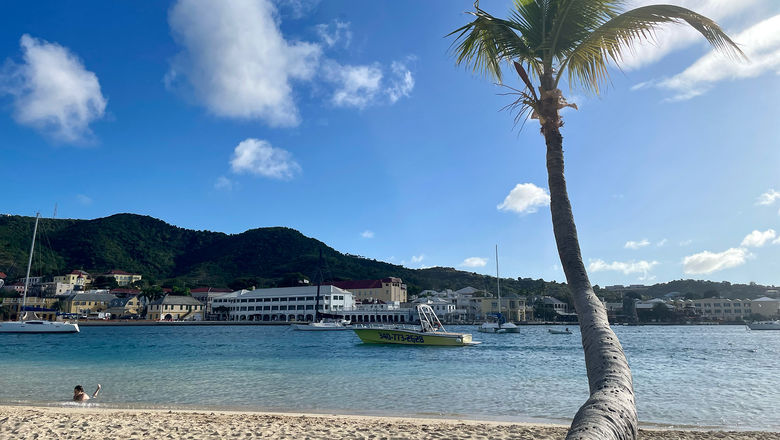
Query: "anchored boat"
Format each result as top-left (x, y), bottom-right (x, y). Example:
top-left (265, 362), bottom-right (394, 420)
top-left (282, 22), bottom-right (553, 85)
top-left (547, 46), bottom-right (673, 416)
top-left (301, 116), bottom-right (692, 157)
top-left (352, 304), bottom-right (480, 346)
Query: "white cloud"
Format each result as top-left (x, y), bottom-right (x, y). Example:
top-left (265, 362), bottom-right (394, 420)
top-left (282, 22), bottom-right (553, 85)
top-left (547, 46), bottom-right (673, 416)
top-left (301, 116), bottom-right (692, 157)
top-left (497, 183), bottom-right (550, 215)
top-left (588, 259), bottom-right (659, 277)
top-left (214, 176), bottom-right (234, 191)
top-left (315, 20), bottom-right (352, 48)
top-left (1, 34), bottom-right (106, 143)
top-left (683, 247), bottom-right (748, 274)
top-left (621, 0), bottom-right (762, 71)
top-left (230, 138), bottom-right (301, 180)
top-left (657, 238), bottom-right (668, 247)
top-left (167, 0), bottom-right (321, 126)
top-left (360, 230), bottom-right (374, 239)
top-left (679, 239), bottom-right (693, 246)
top-left (76, 194), bottom-right (92, 205)
top-left (757, 189), bottom-right (780, 205)
top-left (325, 62), bottom-right (383, 108)
top-left (460, 257), bottom-right (487, 268)
top-left (625, 239), bottom-right (650, 249)
top-left (411, 254), bottom-right (424, 263)
top-left (741, 229), bottom-right (777, 247)
top-left (324, 59), bottom-right (415, 109)
top-left (658, 14), bottom-right (780, 101)
top-left (386, 61), bottom-right (414, 103)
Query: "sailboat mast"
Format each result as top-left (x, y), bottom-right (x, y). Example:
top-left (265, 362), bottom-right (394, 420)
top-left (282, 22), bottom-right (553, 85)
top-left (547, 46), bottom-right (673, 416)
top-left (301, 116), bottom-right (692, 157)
top-left (20, 213), bottom-right (40, 321)
top-left (313, 249), bottom-right (322, 322)
top-left (495, 244), bottom-right (500, 328)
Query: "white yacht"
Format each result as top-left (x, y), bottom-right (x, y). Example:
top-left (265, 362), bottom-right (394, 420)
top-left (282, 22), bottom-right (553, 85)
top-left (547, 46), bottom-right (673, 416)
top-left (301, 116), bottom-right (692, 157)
top-left (0, 213), bottom-right (79, 334)
top-left (747, 320), bottom-right (780, 330)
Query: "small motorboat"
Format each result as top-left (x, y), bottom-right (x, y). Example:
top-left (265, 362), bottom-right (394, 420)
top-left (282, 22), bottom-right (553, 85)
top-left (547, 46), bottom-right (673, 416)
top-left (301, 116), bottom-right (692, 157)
top-left (352, 305), bottom-right (480, 346)
top-left (548, 328), bottom-right (573, 335)
top-left (746, 320), bottom-right (780, 330)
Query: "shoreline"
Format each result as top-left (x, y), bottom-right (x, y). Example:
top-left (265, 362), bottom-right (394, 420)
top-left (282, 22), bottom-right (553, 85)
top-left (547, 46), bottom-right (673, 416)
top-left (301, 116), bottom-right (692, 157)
top-left (1, 405), bottom-right (777, 440)
top-left (74, 320), bottom-right (749, 326)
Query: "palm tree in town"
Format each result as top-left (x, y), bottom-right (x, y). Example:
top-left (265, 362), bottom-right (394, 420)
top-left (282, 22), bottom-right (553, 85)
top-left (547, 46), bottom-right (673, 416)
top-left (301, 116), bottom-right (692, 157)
top-left (449, 1), bottom-right (742, 439)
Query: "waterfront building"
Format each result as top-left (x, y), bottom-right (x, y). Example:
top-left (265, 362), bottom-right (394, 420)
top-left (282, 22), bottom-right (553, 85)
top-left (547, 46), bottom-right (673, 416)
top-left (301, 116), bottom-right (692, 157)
top-left (54, 270), bottom-right (92, 289)
top-left (749, 296), bottom-right (780, 318)
top-left (688, 298), bottom-right (751, 320)
top-left (0, 296), bottom-right (59, 321)
top-left (106, 294), bottom-right (145, 318)
top-left (214, 285), bottom-right (353, 322)
top-left (330, 277), bottom-right (407, 303)
top-left (478, 294), bottom-right (527, 322)
top-left (102, 270), bottom-right (143, 286)
top-left (191, 287), bottom-right (234, 316)
top-left (147, 294), bottom-right (204, 321)
top-left (345, 299), bottom-right (414, 324)
top-left (63, 292), bottom-right (118, 316)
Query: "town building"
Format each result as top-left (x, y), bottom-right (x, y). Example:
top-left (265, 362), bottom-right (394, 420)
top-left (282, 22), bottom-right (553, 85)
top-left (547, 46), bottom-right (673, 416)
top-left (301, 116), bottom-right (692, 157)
top-left (102, 270), bottom-right (143, 286)
top-left (687, 298), bottom-right (751, 320)
top-left (147, 295), bottom-right (204, 321)
top-left (191, 287), bottom-right (234, 316)
top-left (213, 285), bottom-right (353, 322)
top-left (478, 294), bottom-right (527, 322)
top-left (0, 296), bottom-right (60, 321)
top-left (749, 297), bottom-right (780, 318)
top-left (106, 295), bottom-right (145, 318)
top-left (54, 270), bottom-right (92, 289)
top-left (329, 277), bottom-right (407, 303)
top-left (63, 292), bottom-right (118, 316)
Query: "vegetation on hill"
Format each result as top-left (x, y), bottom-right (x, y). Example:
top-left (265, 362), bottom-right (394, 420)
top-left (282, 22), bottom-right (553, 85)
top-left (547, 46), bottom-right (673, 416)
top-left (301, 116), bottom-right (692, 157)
top-left (1, 214), bottom-right (775, 301)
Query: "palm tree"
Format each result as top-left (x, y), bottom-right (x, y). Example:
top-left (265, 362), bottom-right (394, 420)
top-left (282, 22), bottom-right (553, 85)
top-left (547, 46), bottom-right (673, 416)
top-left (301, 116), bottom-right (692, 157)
top-left (449, 2), bottom-right (742, 439)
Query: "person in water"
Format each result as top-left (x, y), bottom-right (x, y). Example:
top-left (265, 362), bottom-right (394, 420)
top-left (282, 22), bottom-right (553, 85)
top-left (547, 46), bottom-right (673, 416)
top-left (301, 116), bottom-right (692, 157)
top-left (73, 384), bottom-right (101, 401)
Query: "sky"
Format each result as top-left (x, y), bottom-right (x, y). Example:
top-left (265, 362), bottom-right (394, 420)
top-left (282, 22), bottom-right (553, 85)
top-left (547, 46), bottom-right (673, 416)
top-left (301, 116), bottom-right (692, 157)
top-left (1, 0), bottom-right (779, 287)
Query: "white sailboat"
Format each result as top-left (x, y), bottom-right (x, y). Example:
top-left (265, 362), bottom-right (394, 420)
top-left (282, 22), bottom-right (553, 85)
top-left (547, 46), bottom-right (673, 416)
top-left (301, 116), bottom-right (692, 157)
top-left (293, 249), bottom-right (351, 331)
top-left (478, 245), bottom-right (519, 334)
top-left (0, 213), bottom-right (79, 334)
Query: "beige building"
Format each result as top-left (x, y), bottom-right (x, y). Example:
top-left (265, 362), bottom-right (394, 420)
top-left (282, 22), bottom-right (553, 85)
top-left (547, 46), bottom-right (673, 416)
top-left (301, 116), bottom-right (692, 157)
top-left (106, 295), bottom-right (145, 318)
top-left (0, 296), bottom-right (60, 321)
top-left (63, 292), bottom-right (117, 316)
top-left (749, 297), bottom-right (780, 318)
top-left (686, 298), bottom-right (751, 320)
top-left (147, 295), bottom-right (204, 321)
top-left (479, 295), bottom-right (527, 322)
top-left (103, 270), bottom-right (142, 286)
top-left (330, 277), bottom-right (407, 303)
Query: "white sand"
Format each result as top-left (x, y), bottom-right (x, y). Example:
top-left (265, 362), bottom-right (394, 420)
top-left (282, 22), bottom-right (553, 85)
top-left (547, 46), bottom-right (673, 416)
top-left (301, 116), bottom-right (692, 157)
top-left (0, 405), bottom-right (777, 440)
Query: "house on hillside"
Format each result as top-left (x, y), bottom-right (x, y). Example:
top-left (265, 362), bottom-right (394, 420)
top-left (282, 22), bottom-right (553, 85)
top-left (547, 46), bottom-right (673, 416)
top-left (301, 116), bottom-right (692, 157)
top-left (54, 270), bottom-right (92, 289)
top-left (103, 270), bottom-right (142, 286)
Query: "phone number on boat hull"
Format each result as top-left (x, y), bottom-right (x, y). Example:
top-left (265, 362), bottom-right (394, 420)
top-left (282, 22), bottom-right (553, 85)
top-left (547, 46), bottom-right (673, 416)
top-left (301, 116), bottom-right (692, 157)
top-left (378, 332), bottom-right (424, 343)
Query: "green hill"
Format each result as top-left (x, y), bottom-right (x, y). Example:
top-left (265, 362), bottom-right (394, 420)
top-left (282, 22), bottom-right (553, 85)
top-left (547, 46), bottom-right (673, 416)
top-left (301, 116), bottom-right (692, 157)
top-left (0, 213), bottom-right (566, 296)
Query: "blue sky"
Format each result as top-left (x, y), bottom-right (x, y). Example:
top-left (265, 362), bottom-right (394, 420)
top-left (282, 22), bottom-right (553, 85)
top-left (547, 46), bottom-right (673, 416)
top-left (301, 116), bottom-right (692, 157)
top-left (1, 0), bottom-right (779, 287)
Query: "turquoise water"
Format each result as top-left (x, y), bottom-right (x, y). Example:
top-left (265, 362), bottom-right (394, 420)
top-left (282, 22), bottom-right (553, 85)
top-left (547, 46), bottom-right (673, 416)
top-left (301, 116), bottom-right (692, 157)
top-left (0, 325), bottom-right (777, 431)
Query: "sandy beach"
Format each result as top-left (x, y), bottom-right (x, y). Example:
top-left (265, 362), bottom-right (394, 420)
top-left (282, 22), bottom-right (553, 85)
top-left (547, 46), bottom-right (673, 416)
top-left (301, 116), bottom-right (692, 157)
top-left (1, 405), bottom-right (777, 440)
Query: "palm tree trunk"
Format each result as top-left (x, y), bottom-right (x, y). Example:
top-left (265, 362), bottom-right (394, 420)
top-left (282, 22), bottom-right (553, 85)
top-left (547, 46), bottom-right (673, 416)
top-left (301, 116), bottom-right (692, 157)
top-left (540, 96), bottom-right (638, 440)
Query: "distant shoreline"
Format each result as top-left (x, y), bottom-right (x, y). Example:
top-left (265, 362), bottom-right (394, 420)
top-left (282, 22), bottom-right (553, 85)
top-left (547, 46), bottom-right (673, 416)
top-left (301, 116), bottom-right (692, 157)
top-left (74, 320), bottom-right (750, 327)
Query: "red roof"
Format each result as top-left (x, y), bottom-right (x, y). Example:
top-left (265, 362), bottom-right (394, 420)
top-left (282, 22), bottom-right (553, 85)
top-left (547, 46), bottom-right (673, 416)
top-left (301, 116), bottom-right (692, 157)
top-left (106, 270), bottom-right (135, 275)
top-left (0, 272), bottom-right (6, 279)
top-left (69, 270), bottom-right (90, 275)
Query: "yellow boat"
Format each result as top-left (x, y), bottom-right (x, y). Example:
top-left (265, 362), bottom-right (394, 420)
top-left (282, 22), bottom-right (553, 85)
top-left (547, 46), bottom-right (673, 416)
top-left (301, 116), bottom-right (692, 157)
top-left (352, 305), bottom-right (480, 346)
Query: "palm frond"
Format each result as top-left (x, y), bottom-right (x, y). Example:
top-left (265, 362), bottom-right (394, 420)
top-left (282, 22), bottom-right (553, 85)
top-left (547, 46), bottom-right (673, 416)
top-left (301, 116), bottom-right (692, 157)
top-left (448, 6), bottom-right (539, 83)
top-left (560, 4), bottom-right (746, 93)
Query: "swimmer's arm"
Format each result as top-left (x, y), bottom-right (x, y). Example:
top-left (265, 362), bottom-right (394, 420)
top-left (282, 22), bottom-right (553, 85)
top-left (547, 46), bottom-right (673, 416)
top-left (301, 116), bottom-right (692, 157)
top-left (92, 384), bottom-right (101, 398)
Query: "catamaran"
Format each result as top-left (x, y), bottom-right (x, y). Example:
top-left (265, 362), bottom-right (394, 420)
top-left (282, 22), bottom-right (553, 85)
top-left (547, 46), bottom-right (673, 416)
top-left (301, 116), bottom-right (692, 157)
top-left (478, 245), bottom-right (519, 334)
top-left (0, 213), bottom-right (79, 334)
top-left (352, 304), bottom-right (480, 346)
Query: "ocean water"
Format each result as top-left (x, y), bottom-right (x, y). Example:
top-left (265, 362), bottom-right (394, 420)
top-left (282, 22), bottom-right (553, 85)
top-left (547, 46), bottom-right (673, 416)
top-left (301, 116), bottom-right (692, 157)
top-left (0, 324), bottom-right (777, 431)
